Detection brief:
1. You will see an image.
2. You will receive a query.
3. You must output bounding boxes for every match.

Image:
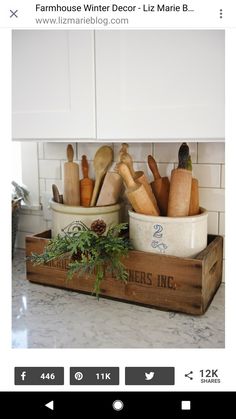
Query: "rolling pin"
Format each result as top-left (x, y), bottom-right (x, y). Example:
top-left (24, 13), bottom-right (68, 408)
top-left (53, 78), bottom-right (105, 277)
top-left (186, 155), bottom-right (200, 216)
top-left (120, 148), bottom-right (159, 213)
top-left (189, 178), bottom-right (200, 215)
top-left (63, 144), bottom-right (80, 206)
top-left (167, 143), bottom-right (192, 217)
top-left (119, 143), bottom-right (129, 161)
top-left (118, 163), bottom-right (159, 216)
top-left (148, 155), bottom-right (170, 216)
top-left (80, 155), bottom-right (94, 207)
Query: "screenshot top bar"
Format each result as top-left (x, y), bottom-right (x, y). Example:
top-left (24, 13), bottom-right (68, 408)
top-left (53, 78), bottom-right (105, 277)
top-left (0, 0), bottom-right (235, 29)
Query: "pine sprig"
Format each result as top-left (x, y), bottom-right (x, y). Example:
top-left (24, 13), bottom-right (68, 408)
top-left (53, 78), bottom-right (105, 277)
top-left (29, 223), bottom-right (131, 298)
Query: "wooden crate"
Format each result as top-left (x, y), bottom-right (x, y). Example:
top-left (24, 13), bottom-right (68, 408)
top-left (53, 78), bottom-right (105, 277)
top-left (25, 231), bottom-right (223, 315)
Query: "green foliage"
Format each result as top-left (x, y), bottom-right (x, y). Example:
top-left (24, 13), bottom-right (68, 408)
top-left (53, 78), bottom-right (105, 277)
top-left (29, 223), bottom-right (131, 298)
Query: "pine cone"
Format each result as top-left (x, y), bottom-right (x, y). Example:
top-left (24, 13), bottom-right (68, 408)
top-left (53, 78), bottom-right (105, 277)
top-left (90, 219), bottom-right (106, 235)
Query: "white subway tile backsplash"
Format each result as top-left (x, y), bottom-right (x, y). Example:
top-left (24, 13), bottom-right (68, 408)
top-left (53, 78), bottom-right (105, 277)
top-left (198, 142), bottom-right (225, 163)
top-left (38, 143), bottom-right (44, 159)
top-left (219, 212), bottom-right (225, 236)
top-left (199, 188), bottom-right (225, 212)
top-left (153, 142), bottom-right (197, 163)
top-left (221, 165), bottom-right (225, 188)
top-left (77, 143), bottom-right (112, 160)
top-left (113, 143), bottom-right (152, 162)
top-left (39, 179), bottom-right (46, 194)
top-left (39, 160), bottom-right (61, 179)
top-left (192, 164), bottom-right (221, 188)
top-left (207, 212), bottom-right (219, 235)
top-left (44, 142), bottom-right (75, 159)
top-left (222, 260), bottom-right (225, 283)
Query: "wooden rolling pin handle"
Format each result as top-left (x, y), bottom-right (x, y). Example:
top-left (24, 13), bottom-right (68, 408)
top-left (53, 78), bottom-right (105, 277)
top-left (118, 163), bottom-right (136, 189)
top-left (67, 144), bottom-right (74, 162)
top-left (148, 155), bottom-right (161, 180)
top-left (119, 143), bottom-right (129, 160)
top-left (82, 155), bottom-right (89, 178)
top-left (120, 153), bottom-right (136, 178)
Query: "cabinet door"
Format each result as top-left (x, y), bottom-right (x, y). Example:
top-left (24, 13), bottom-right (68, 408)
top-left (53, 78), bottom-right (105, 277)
top-left (12, 30), bottom-right (95, 139)
top-left (96, 30), bottom-right (224, 140)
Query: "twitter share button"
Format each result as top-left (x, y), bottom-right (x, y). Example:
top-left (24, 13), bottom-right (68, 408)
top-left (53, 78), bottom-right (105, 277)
top-left (125, 367), bottom-right (175, 385)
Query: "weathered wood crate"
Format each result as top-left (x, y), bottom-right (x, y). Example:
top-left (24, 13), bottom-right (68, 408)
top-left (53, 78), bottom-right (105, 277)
top-left (25, 230), bottom-right (223, 315)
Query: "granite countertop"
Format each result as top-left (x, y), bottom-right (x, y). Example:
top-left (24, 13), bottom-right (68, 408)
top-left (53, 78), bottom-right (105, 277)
top-left (12, 250), bottom-right (225, 349)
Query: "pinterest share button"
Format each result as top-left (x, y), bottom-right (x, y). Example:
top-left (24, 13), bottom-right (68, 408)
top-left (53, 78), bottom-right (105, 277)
top-left (70, 367), bottom-right (119, 385)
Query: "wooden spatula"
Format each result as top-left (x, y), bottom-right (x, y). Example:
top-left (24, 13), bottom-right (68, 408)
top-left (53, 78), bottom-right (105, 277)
top-left (80, 155), bottom-right (94, 207)
top-left (96, 171), bottom-right (123, 206)
top-left (52, 184), bottom-right (63, 204)
top-left (118, 163), bottom-right (159, 216)
top-left (63, 144), bottom-right (80, 206)
top-left (90, 146), bottom-right (113, 206)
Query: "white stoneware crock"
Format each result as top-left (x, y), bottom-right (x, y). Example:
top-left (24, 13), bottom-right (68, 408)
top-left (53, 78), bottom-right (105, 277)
top-left (129, 208), bottom-right (208, 258)
top-left (50, 200), bottom-right (122, 237)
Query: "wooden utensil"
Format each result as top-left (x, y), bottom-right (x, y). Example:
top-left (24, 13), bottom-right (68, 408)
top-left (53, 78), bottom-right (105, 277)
top-left (120, 148), bottom-right (159, 212)
top-left (119, 143), bottom-right (129, 161)
top-left (148, 155), bottom-right (170, 216)
top-left (80, 155), bottom-right (94, 207)
top-left (96, 171), bottom-right (123, 206)
top-left (167, 143), bottom-right (192, 217)
top-left (167, 168), bottom-right (192, 217)
top-left (90, 146), bottom-right (113, 206)
top-left (189, 178), bottom-right (200, 215)
top-left (52, 184), bottom-right (60, 203)
top-left (63, 144), bottom-right (80, 206)
top-left (118, 163), bottom-right (159, 216)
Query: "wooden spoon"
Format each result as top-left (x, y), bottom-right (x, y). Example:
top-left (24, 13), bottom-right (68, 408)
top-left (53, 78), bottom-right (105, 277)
top-left (90, 146), bottom-right (113, 206)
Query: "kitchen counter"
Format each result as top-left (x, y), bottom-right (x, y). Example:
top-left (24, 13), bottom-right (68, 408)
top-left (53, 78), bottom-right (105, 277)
top-left (12, 250), bottom-right (225, 348)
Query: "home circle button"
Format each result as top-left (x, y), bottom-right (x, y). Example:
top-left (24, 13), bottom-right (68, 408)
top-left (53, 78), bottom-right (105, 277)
top-left (112, 400), bottom-right (124, 411)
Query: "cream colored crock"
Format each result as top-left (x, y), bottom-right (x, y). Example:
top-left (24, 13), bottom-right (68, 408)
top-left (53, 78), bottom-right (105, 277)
top-left (50, 200), bottom-right (122, 237)
top-left (129, 208), bottom-right (208, 258)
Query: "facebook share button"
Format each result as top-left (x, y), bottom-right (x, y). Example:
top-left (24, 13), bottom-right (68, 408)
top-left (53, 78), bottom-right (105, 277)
top-left (14, 367), bottom-right (64, 385)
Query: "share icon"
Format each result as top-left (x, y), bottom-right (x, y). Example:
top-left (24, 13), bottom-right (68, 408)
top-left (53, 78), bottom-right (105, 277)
top-left (185, 371), bottom-right (193, 380)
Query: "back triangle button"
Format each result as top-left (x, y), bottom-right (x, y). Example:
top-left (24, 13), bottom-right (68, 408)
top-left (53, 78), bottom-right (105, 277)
top-left (45, 400), bottom-right (54, 410)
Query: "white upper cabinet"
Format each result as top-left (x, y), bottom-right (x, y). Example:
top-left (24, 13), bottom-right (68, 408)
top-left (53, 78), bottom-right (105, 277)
top-left (95, 30), bottom-right (225, 140)
top-left (12, 30), bottom-right (95, 140)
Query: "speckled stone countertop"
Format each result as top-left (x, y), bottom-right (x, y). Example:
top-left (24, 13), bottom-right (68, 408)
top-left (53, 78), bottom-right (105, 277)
top-left (12, 250), bottom-right (225, 349)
